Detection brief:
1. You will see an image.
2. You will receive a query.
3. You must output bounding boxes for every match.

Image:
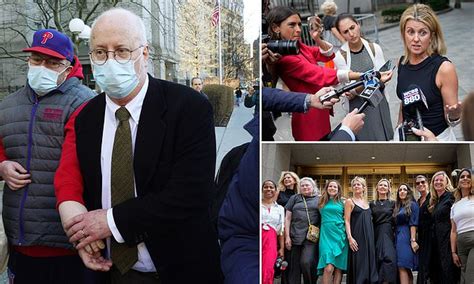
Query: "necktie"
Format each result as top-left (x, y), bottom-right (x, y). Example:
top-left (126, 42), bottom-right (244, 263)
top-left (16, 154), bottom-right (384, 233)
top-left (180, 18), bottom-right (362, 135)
top-left (110, 106), bottom-right (138, 274)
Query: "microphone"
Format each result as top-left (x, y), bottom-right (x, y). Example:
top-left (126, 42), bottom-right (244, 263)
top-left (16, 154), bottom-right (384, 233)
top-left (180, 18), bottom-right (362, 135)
top-left (320, 70), bottom-right (381, 103)
top-left (357, 81), bottom-right (385, 113)
top-left (399, 85), bottom-right (429, 141)
top-left (322, 77), bottom-right (384, 140)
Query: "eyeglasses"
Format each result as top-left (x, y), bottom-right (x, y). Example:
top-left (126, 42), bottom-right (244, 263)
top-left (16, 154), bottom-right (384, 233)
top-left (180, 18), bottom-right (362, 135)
top-left (460, 175), bottom-right (471, 179)
top-left (89, 45), bottom-right (144, 65)
top-left (415, 181), bottom-right (426, 185)
top-left (28, 56), bottom-right (69, 69)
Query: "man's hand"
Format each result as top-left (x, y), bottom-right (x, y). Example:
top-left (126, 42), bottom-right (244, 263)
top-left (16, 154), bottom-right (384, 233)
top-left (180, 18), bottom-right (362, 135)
top-left (310, 87), bottom-right (340, 109)
top-left (65, 209), bottom-right (111, 249)
top-left (262, 43), bottom-right (282, 65)
top-left (341, 108), bottom-right (365, 134)
top-left (411, 127), bottom-right (437, 141)
top-left (0, 160), bottom-right (31, 190)
top-left (77, 249), bottom-right (113, 272)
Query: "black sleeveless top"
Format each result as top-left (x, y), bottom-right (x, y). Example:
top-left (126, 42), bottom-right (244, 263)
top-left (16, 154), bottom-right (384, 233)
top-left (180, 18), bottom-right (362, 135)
top-left (396, 54), bottom-right (449, 136)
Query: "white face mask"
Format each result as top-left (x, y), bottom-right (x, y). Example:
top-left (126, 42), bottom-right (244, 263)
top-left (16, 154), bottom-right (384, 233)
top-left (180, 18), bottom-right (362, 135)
top-left (27, 64), bottom-right (67, 96)
top-left (92, 54), bottom-right (141, 99)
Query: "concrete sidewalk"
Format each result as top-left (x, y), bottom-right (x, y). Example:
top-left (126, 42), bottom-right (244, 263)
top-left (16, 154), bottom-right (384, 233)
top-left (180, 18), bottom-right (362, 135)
top-left (215, 104), bottom-right (254, 173)
top-left (275, 2), bottom-right (473, 141)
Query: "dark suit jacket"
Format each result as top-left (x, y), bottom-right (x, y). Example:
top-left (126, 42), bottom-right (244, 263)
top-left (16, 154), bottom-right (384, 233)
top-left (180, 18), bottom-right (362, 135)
top-left (73, 75), bottom-right (223, 283)
top-left (263, 87), bottom-right (354, 141)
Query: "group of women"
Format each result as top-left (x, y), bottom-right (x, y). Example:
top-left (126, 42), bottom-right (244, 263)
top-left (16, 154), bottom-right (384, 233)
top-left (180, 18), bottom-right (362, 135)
top-left (261, 169), bottom-right (474, 284)
top-left (264, 3), bottom-right (461, 141)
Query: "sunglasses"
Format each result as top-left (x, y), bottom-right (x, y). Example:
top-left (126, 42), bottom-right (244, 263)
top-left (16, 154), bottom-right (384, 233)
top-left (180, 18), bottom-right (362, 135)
top-left (415, 181), bottom-right (426, 185)
top-left (460, 174), bottom-right (471, 179)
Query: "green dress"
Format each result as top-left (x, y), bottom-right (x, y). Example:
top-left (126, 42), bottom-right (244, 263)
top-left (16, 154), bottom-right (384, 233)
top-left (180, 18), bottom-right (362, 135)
top-left (317, 199), bottom-right (348, 274)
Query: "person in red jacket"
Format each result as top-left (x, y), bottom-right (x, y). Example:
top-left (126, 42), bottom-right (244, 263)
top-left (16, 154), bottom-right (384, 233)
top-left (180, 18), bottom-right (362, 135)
top-left (266, 6), bottom-right (364, 141)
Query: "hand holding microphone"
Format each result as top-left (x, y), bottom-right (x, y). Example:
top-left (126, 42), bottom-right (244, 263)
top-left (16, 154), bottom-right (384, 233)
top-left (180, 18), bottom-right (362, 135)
top-left (319, 69), bottom-right (381, 103)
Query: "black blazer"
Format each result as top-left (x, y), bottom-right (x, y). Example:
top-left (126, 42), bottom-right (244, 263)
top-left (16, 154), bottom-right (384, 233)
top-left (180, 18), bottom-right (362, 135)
top-left (74, 75), bottom-right (223, 283)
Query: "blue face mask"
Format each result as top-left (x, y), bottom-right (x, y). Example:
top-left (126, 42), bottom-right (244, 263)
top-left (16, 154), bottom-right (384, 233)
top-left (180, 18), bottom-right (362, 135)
top-left (27, 64), bottom-right (67, 96)
top-left (92, 55), bottom-right (141, 99)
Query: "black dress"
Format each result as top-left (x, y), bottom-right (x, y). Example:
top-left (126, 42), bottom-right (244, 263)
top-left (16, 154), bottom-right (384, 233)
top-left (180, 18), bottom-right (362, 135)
top-left (417, 193), bottom-right (432, 284)
top-left (370, 200), bottom-right (397, 283)
top-left (277, 187), bottom-right (296, 284)
top-left (277, 188), bottom-right (296, 207)
top-left (348, 204), bottom-right (378, 284)
top-left (429, 191), bottom-right (460, 284)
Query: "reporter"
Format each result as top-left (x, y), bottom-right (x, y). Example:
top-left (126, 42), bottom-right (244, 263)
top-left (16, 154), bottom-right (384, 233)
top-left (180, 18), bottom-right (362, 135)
top-left (397, 4), bottom-right (461, 141)
top-left (266, 6), bottom-right (361, 141)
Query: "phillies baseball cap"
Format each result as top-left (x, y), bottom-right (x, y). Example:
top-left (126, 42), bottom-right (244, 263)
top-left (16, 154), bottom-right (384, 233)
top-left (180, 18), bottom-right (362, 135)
top-left (23, 29), bottom-right (74, 62)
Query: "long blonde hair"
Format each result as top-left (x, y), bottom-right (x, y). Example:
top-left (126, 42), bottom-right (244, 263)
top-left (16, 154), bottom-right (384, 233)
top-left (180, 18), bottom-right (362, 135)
top-left (277, 171), bottom-right (300, 193)
top-left (399, 4), bottom-right (446, 64)
top-left (350, 176), bottom-right (367, 198)
top-left (428, 171), bottom-right (454, 213)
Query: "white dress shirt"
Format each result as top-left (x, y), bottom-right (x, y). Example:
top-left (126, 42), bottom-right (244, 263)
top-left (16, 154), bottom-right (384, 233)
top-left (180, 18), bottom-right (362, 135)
top-left (261, 201), bottom-right (285, 235)
top-left (101, 76), bottom-right (156, 272)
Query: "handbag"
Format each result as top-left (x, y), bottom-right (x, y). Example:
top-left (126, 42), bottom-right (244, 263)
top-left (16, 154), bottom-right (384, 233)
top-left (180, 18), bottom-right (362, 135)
top-left (302, 196), bottom-right (319, 243)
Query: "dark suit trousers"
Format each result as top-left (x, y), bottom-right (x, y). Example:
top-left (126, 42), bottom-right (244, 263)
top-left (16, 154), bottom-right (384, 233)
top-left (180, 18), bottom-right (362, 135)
top-left (288, 240), bottom-right (319, 284)
top-left (109, 266), bottom-right (161, 284)
top-left (8, 250), bottom-right (104, 284)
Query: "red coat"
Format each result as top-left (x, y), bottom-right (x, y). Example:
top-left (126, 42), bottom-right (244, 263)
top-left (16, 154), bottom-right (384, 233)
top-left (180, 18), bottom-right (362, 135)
top-left (276, 42), bottom-right (339, 141)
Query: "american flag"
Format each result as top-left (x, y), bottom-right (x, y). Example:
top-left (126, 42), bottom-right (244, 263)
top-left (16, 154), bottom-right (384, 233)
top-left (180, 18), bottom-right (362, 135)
top-left (211, 1), bottom-right (220, 27)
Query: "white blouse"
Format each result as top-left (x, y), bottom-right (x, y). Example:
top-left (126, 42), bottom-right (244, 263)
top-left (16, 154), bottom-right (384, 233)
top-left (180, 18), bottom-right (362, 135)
top-left (261, 202), bottom-right (285, 235)
top-left (450, 196), bottom-right (474, 234)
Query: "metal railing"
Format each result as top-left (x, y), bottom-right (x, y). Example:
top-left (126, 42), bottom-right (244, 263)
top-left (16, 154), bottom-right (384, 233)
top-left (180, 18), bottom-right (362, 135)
top-left (301, 13), bottom-right (379, 46)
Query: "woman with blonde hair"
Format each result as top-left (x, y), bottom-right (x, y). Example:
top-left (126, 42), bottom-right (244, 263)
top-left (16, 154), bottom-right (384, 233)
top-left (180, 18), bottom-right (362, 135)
top-left (344, 176), bottom-right (378, 283)
top-left (320, 1), bottom-right (345, 47)
top-left (396, 4), bottom-right (461, 141)
top-left (370, 178), bottom-right (397, 283)
top-left (428, 171), bottom-right (460, 283)
top-left (450, 168), bottom-right (474, 283)
top-left (317, 180), bottom-right (348, 284)
top-left (277, 171), bottom-right (300, 207)
top-left (277, 171), bottom-right (300, 284)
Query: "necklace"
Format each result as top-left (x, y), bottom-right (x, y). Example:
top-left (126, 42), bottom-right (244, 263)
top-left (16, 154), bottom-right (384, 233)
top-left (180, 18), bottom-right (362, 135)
top-left (379, 199), bottom-right (387, 206)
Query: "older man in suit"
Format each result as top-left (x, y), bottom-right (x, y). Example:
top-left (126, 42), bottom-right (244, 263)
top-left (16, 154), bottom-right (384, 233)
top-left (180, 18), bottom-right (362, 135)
top-left (54, 8), bottom-right (222, 284)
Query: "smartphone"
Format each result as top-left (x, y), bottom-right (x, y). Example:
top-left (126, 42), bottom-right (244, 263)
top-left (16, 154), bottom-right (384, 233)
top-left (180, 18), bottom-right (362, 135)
top-left (379, 60), bottom-right (396, 72)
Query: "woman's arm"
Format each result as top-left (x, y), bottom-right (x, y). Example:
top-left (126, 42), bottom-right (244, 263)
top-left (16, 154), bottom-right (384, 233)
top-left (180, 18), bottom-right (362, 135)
top-left (284, 210), bottom-right (293, 250)
top-left (397, 103), bottom-right (404, 126)
top-left (331, 27), bottom-right (345, 43)
top-left (450, 220), bottom-right (462, 267)
top-left (344, 199), bottom-right (358, 251)
top-left (278, 235), bottom-right (285, 257)
top-left (410, 225), bottom-right (419, 252)
top-left (436, 61), bottom-right (461, 123)
top-left (58, 201), bottom-right (105, 254)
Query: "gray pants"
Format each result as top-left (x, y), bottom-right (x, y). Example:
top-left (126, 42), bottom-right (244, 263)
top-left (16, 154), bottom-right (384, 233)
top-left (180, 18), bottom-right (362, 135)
top-left (457, 230), bottom-right (474, 284)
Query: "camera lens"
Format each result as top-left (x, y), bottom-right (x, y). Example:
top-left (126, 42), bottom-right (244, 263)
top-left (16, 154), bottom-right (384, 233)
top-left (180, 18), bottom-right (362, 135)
top-left (267, 40), bottom-right (299, 55)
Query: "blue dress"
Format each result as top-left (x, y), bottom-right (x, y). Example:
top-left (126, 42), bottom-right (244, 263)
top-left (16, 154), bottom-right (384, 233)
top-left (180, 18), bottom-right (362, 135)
top-left (395, 201), bottom-right (419, 270)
